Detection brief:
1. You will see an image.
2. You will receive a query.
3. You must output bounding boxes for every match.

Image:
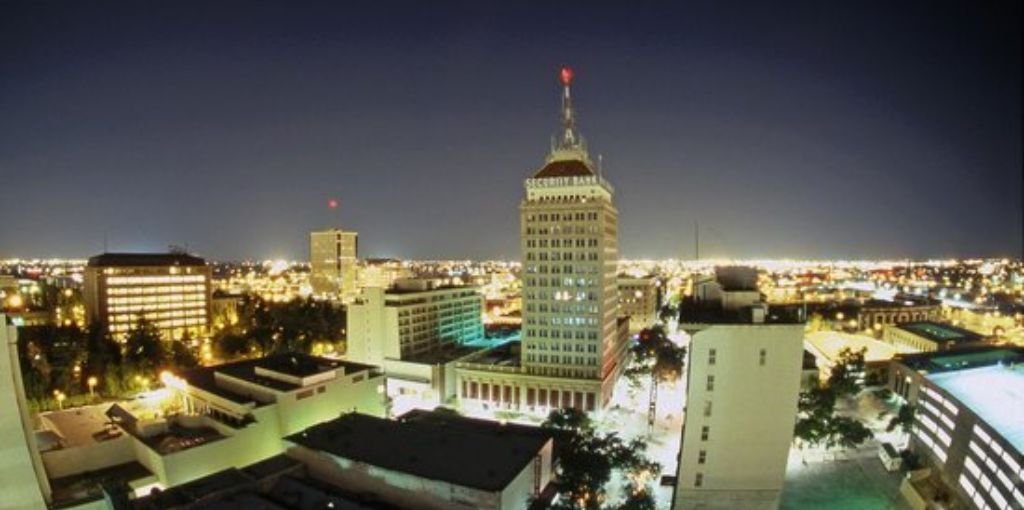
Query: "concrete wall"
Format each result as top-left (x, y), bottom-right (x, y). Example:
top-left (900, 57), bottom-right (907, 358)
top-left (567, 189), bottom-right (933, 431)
top-left (274, 371), bottom-right (385, 437)
top-left (674, 323), bottom-right (803, 510)
top-left (0, 319), bottom-right (50, 509)
top-left (41, 434), bottom-right (135, 479)
top-left (287, 444), bottom-right (503, 510)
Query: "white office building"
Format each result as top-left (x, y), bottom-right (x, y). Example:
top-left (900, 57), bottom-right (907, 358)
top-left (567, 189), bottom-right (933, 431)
top-left (673, 268), bottom-right (805, 510)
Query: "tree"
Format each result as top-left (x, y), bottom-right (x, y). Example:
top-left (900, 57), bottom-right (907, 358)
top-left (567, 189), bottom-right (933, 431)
top-left (169, 341), bottom-right (199, 370)
top-left (626, 325), bottom-right (686, 427)
top-left (221, 294), bottom-right (347, 357)
top-left (887, 403), bottom-right (915, 435)
top-left (83, 323), bottom-right (124, 396)
top-left (827, 347), bottom-right (867, 397)
top-left (793, 348), bottom-right (874, 451)
top-left (213, 332), bottom-right (254, 360)
top-left (535, 409), bottom-right (661, 510)
top-left (542, 407), bottom-right (593, 434)
top-left (123, 318), bottom-right (168, 376)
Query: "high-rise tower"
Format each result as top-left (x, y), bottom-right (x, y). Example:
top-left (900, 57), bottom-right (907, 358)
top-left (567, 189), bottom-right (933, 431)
top-left (455, 67), bottom-right (629, 412)
top-left (519, 67), bottom-right (629, 406)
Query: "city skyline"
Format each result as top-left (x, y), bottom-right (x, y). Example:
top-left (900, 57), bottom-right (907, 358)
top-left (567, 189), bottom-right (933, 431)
top-left (2, 1), bottom-right (1021, 261)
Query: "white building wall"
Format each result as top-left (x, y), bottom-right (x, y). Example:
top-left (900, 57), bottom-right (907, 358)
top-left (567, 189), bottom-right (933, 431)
top-left (0, 317), bottom-right (50, 509)
top-left (674, 323), bottom-right (803, 510)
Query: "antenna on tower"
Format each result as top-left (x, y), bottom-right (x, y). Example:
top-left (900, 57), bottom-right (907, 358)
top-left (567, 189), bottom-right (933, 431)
top-left (598, 154), bottom-right (603, 176)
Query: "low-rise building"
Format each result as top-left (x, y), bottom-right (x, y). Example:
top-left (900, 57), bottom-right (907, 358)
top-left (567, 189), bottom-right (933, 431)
top-left (83, 253), bottom-right (212, 341)
top-left (883, 321), bottom-right (986, 352)
top-left (30, 353), bottom-right (385, 508)
top-left (858, 295), bottom-right (942, 332)
top-left (888, 347), bottom-right (1024, 510)
top-left (284, 410), bottom-right (554, 510)
top-left (618, 275), bottom-right (660, 334)
top-left (804, 331), bottom-right (900, 383)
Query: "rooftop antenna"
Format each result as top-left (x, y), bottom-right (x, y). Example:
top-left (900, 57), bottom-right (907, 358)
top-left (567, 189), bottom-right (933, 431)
top-left (695, 220), bottom-right (700, 261)
top-left (328, 198), bottom-right (340, 229)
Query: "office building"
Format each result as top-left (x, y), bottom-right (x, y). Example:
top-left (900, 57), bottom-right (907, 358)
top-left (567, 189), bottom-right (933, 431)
top-left (83, 253), bottom-right (212, 341)
top-left (309, 229), bottom-right (358, 301)
top-left (618, 275), bottom-right (660, 334)
top-left (883, 321), bottom-right (986, 353)
top-left (284, 410), bottom-right (554, 510)
top-left (889, 347), bottom-right (1024, 510)
top-left (673, 267), bottom-right (805, 510)
top-left (0, 315), bottom-right (51, 509)
top-left (346, 278), bottom-right (484, 409)
top-left (346, 278), bottom-right (484, 365)
top-left (455, 67), bottom-right (630, 413)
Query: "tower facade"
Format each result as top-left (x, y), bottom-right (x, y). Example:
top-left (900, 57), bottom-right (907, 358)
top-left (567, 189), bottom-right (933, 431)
top-left (454, 67), bottom-right (629, 412)
top-left (309, 229), bottom-right (358, 301)
top-left (519, 67), bottom-right (629, 405)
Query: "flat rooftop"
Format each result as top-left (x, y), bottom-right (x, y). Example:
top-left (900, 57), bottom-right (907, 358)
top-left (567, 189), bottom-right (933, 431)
top-left (805, 332), bottom-right (898, 364)
top-left (895, 321), bottom-right (982, 344)
top-left (897, 347), bottom-right (1024, 373)
top-left (463, 340), bottom-right (521, 367)
top-left (678, 301), bottom-right (804, 325)
top-left (285, 412), bottom-right (551, 492)
top-left (401, 344), bottom-right (482, 365)
top-left (180, 353), bottom-right (378, 403)
top-left (88, 252), bottom-right (206, 267)
top-left (50, 461), bottom-right (153, 509)
top-left (927, 364), bottom-right (1024, 454)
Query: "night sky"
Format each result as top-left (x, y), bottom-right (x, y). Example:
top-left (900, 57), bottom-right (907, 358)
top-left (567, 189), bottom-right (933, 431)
top-left (2, 1), bottom-right (1021, 261)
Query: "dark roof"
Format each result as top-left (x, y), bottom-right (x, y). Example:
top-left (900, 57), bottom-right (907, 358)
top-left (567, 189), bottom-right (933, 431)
top-left (180, 353), bottom-right (378, 401)
top-left (50, 461), bottom-right (152, 509)
top-left (88, 252), bottom-right (207, 267)
top-left (532, 158), bottom-right (594, 178)
top-left (894, 346), bottom-right (1024, 373)
top-left (677, 299), bottom-right (804, 325)
top-left (285, 412), bottom-right (552, 492)
top-left (894, 321), bottom-right (984, 344)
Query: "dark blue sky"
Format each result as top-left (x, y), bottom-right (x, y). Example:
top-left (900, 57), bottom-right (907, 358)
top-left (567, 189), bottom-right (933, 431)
top-left (1, 1), bottom-right (1021, 261)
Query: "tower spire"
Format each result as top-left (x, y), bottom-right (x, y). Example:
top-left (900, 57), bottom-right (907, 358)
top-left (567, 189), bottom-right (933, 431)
top-left (548, 66), bottom-right (591, 164)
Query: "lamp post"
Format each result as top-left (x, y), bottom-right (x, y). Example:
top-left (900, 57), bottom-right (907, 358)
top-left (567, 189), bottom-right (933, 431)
top-left (53, 390), bottom-right (65, 410)
top-left (87, 376), bottom-right (98, 398)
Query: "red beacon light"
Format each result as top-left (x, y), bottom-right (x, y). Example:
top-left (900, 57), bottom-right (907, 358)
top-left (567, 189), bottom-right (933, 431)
top-left (560, 66), bottom-right (573, 86)
top-left (328, 199), bottom-right (339, 209)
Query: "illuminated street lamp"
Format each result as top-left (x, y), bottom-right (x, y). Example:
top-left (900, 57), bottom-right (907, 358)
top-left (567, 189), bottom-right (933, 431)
top-left (53, 390), bottom-right (66, 410)
top-left (87, 376), bottom-right (98, 398)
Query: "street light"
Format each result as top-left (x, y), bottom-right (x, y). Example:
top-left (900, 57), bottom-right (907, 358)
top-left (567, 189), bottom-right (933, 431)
top-left (53, 390), bottom-right (66, 410)
top-left (87, 376), bottom-right (98, 398)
